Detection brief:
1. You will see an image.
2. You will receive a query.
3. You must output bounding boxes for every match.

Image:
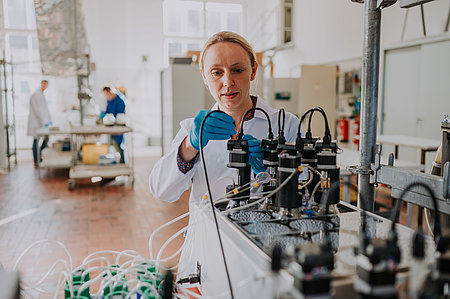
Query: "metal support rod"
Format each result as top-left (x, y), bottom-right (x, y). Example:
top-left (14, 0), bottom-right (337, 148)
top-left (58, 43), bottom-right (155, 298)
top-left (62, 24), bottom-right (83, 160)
top-left (0, 59), bottom-right (6, 169)
top-left (2, 53), bottom-right (11, 169)
top-left (358, 0), bottom-right (382, 212)
top-left (445, 1), bottom-right (450, 32)
top-left (420, 4), bottom-right (427, 37)
top-left (10, 55), bottom-right (17, 166)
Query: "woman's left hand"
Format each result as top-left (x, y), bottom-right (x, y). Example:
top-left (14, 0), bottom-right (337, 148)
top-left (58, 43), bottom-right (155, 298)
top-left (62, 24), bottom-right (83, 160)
top-left (242, 134), bottom-right (267, 174)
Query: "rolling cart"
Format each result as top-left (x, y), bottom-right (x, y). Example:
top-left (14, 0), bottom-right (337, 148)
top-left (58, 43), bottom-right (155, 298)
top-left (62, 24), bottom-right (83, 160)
top-left (67, 125), bottom-right (134, 190)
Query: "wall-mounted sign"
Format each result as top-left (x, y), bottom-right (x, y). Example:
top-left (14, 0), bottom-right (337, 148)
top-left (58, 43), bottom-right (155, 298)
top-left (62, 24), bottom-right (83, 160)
top-left (275, 92), bottom-right (291, 101)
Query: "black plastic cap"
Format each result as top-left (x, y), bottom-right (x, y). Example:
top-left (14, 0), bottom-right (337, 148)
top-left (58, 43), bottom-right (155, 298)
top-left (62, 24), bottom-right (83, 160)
top-left (436, 236), bottom-right (449, 253)
top-left (412, 233), bottom-right (425, 258)
top-left (163, 270), bottom-right (174, 299)
top-left (272, 244), bottom-right (282, 273)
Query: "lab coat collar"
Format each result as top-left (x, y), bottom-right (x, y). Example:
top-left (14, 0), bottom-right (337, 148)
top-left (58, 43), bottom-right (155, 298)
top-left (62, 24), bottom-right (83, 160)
top-left (210, 95), bottom-right (277, 120)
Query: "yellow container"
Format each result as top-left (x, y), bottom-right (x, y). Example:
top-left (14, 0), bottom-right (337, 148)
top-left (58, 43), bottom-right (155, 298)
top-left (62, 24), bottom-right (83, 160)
top-left (81, 144), bottom-right (108, 164)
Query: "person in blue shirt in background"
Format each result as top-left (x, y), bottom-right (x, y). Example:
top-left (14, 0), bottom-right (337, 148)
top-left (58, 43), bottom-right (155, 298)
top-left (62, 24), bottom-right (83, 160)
top-left (102, 86), bottom-right (126, 163)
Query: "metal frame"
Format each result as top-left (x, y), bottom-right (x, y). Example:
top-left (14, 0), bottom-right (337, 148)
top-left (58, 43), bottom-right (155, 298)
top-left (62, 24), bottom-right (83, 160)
top-left (0, 55), bottom-right (17, 169)
top-left (358, 0), bottom-right (382, 212)
top-left (370, 152), bottom-right (450, 214)
top-left (356, 0), bottom-right (441, 212)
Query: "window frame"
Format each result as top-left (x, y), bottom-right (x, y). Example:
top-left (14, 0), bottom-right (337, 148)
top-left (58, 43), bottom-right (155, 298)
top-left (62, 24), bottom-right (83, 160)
top-left (162, 0), bottom-right (245, 67)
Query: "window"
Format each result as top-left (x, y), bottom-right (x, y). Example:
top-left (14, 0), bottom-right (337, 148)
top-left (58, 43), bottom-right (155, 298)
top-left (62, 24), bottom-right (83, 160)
top-left (163, 1), bottom-right (204, 37)
top-left (1, 0), bottom-right (42, 148)
top-left (1, 0), bottom-right (40, 71)
top-left (162, 0), bottom-right (244, 66)
top-left (3, 0), bottom-right (36, 29)
top-left (205, 3), bottom-right (242, 36)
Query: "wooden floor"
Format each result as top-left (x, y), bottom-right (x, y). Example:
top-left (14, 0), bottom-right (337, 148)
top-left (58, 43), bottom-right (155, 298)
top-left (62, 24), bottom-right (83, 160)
top-left (0, 156), bottom-right (189, 297)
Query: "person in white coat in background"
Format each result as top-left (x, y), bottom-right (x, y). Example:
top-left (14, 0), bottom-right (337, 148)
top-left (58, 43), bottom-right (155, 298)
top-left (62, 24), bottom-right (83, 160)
top-left (149, 31), bottom-right (300, 295)
top-left (27, 80), bottom-right (51, 167)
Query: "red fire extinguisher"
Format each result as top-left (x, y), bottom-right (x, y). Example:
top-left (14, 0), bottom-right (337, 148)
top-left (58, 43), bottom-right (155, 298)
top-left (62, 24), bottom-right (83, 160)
top-left (352, 117), bottom-right (360, 146)
top-left (338, 118), bottom-right (349, 142)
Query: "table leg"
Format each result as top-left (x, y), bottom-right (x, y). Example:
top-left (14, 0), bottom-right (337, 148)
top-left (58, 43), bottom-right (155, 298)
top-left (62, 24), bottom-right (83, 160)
top-left (343, 175), bottom-right (351, 203)
top-left (37, 137), bottom-right (41, 179)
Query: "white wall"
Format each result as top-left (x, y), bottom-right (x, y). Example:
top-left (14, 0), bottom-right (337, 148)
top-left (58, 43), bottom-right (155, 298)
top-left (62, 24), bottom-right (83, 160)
top-left (262, 0), bottom-right (450, 76)
top-left (82, 0), bottom-right (164, 147)
top-left (78, 0), bottom-right (449, 149)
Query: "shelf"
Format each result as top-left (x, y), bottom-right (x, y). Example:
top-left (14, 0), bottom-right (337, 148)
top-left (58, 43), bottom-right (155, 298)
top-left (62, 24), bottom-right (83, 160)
top-left (40, 160), bottom-right (72, 169)
top-left (69, 164), bottom-right (133, 179)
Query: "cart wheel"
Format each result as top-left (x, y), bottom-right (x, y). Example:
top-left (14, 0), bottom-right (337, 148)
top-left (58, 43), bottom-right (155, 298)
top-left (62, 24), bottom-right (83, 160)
top-left (68, 179), bottom-right (76, 191)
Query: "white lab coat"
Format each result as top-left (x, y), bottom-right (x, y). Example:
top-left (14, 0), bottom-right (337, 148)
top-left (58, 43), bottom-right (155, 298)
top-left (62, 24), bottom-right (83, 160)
top-left (149, 96), bottom-right (301, 281)
top-left (27, 89), bottom-right (51, 138)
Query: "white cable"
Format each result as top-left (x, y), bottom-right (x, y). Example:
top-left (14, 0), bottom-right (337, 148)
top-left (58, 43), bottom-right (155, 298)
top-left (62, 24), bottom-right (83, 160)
top-left (255, 171), bottom-right (271, 181)
top-left (222, 168), bottom-right (300, 214)
top-left (204, 172), bottom-right (272, 206)
top-left (154, 218), bottom-right (209, 273)
top-left (80, 265), bottom-right (133, 297)
top-left (52, 270), bottom-right (71, 299)
top-left (298, 168), bottom-right (314, 190)
top-left (115, 249), bottom-right (143, 265)
top-left (75, 256), bottom-right (111, 272)
top-left (22, 259), bottom-right (70, 291)
top-left (305, 165), bottom-right (323, 178)
top-left (156, 239), bottom-right (184, 263)
top-left (92, 265), bottom-right (158, 298)
top-left (124, 279), bottom-right (160, 299)
top-left (13, 239), bottom-right (73, 271)
top-left (213, 190), bottom-right (274, 205)
top-left (80, 268), bottom-right (121, 297)
top-left (149, 212), bottom-right (190, 259)
top-left (82, 250), bottom-right (139, 265)
top-left (156, 226), bottom-right (188, 270)
top-left (211, 176), bottom-right (236, 189)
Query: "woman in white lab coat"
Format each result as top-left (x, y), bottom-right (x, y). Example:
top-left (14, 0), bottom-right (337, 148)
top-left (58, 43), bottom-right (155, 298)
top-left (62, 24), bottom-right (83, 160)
top-left (149, 31), bottom-right (300, 291)
top-left (27, 80), bottom-right (52, 166)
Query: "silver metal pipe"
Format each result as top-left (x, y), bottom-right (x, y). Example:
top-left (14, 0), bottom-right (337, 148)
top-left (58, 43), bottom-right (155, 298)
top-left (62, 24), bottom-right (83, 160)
top-left (358, 0), bottom-right (382, 212)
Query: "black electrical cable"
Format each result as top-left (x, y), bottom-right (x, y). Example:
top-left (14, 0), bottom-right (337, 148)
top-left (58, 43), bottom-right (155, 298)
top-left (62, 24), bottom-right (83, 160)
top-left (278, 108), bottom-right (286, 137)
top-left (238, 107), bottom-right (273, 139)
top-left (198, 110), bottom-right (235, 299)
top-left (307, 107), bottom-right (325, 137)
top-left (301, 107), bottom-right (330, 137)
top-left (390, 182), bottom-right (441, 246)
top-left (323, 180), bottom-right (365, 248)
top-left (298, 107), bottom-right (331, 141)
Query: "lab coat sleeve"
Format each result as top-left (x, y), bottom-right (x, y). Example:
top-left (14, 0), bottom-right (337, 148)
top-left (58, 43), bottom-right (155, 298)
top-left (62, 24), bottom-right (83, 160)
top-left (284, 112), bottom-right (301, 142)
top-left (149, 119), bottom-right (199, 203)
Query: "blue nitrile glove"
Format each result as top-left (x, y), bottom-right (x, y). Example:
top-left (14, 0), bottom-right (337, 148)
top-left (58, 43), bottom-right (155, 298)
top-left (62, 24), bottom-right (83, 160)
top-left (242, 134), bottom-right (267, 174)
top-left (44, 122), bottom-right (52, 127)
top-left (189, 110), bottom-right (236, 151)
top-left (100, 111), bottom-right (106, 119)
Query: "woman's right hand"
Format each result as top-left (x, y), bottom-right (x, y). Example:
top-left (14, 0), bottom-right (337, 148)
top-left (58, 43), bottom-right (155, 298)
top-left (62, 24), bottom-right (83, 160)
top-left (189, 110), bottom-right (236, 151)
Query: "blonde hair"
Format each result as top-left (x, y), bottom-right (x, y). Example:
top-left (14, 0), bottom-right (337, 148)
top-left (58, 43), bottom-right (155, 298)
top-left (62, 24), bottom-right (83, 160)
top-left (199, 31), bottom-right (257, 70)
